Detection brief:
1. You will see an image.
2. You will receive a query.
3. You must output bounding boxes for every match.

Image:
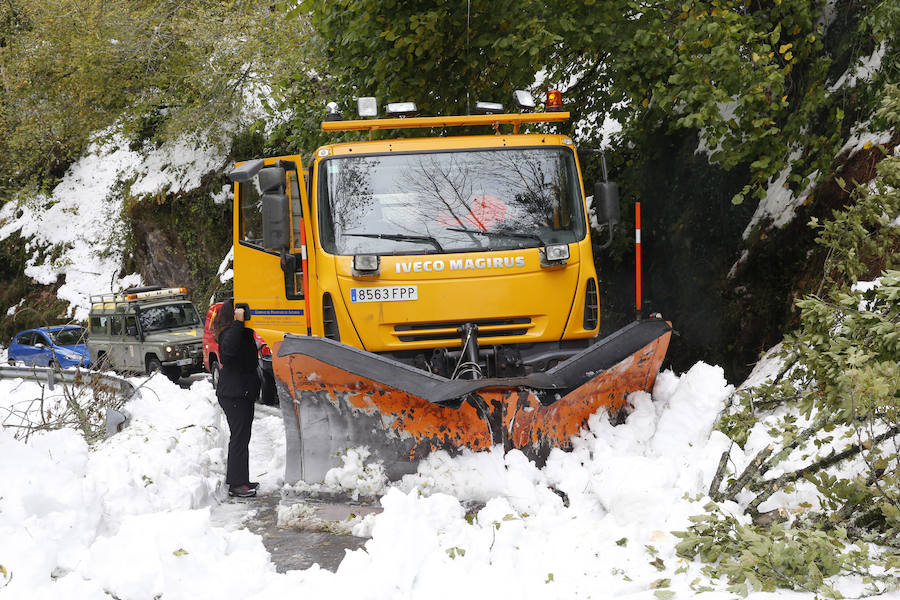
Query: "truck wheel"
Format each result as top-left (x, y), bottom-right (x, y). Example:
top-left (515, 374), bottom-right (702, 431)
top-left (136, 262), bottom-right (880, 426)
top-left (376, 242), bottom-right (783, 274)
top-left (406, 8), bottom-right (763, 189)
top-left (210, 359), bottom-right (220, 389)
top-left (146, 356), bottom-right (162, 375)
top-left (260, 370), bottom-right (277, 406)
top-left (161, 366), bottom-right (181, 383)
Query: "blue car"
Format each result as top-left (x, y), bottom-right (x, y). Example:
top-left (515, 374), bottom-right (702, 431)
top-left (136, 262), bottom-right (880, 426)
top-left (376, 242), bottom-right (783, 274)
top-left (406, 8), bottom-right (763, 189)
top-left (8, 326), bottom-right (91, 368)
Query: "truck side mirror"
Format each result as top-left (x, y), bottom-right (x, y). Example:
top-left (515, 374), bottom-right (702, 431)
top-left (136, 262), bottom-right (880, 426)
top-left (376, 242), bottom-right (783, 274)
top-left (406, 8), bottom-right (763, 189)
top-left (594, 181), bottom-right (620, 225)
top-left (126, 326), bottom-right (138, 337)
top-left (258, 167), bottom-right (291, 251)
top-left (593, 181), bottom-right (620, 250)
top-left (258, 166), bottom-right (285, 194)
top-left (228, 159), bottom-right (265, 183)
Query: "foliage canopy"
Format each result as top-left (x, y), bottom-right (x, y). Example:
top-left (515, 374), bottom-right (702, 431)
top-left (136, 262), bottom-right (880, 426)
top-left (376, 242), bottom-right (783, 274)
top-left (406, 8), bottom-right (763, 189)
top-left (299, 0), bottom-right (898, 206)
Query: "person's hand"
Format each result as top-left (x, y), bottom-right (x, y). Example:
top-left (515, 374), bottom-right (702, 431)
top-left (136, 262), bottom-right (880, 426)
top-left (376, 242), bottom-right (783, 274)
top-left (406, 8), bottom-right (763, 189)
top-left (234, 308), bottom-right (246, 322)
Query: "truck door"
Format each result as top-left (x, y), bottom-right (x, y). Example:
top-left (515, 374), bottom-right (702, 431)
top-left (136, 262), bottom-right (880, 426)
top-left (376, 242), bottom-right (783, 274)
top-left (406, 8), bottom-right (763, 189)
top-left (89, 314), bottom-right (110, 366)
top-left (108, 315), bottom-right (126, 370)
top-left (123, 315), bottom-right (141, 370)
top-left (232, 157), bottom-right (313, 344)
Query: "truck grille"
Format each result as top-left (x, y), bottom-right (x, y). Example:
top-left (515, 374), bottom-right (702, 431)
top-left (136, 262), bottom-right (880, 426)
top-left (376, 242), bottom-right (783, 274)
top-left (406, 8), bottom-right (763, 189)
top-left (393, 318), bottom-right (532, 343)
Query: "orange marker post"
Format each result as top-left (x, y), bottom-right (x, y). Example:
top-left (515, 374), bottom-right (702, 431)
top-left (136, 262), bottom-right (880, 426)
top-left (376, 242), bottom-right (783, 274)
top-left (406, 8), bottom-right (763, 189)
top-left (635, 202), bottom-right (642, 320)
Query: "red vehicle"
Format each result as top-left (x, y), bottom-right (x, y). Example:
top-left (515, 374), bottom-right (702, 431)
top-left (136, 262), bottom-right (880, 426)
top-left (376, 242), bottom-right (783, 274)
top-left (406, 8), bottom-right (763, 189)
top-left (203, 303), bottom-right (277, 405)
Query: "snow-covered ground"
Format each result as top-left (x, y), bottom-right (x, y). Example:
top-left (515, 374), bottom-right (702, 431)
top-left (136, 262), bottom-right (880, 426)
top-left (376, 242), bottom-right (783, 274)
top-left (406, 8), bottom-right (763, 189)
top-left (2, 356), bottom-right (894, 599)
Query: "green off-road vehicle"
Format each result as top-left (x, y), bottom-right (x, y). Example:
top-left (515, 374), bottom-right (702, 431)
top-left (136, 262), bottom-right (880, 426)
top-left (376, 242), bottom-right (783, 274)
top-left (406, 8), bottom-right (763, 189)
top-left (88, 287), bottom-right (204, 380)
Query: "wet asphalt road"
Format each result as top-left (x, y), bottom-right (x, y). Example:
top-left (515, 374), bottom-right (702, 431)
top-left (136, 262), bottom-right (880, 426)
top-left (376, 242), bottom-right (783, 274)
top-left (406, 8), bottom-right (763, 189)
top-left (232, 494), bottom-right (370, 573)
top-left (185, 372), bottom-right (371, 572)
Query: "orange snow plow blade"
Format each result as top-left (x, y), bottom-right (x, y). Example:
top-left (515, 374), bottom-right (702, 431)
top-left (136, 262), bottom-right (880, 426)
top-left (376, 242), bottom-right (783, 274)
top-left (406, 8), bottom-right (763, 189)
top-left (273, 319), bottom-right (672, 483)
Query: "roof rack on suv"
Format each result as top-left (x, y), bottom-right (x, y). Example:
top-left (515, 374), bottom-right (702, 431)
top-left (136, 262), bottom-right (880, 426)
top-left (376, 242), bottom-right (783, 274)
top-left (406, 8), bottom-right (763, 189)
top-left (89, 287), bottom-right (189, 307)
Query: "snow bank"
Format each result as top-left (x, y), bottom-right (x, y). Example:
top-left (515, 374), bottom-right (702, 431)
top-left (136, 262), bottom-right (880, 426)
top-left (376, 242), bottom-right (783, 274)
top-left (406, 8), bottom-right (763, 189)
top-left (0, 362), bottom-right (737, 599)
top-left (0, 133), bottom-right (227, 321)
top-left (7, 358), bottom-right (887, 599)
top-left (0, 375), bottom-right (284, 599)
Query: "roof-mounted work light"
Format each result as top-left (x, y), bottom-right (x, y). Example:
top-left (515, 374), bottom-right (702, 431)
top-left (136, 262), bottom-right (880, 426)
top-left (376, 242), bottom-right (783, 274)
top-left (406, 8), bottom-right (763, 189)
top-left (513, 90), bottom-right (535, 111)
top-left (474, 101), bottom-right (504, 115)
top-left (385, 102), bottom-right (418, 117)
top-left (324, 101), bottom-right (343, 121)
top-left (357, 97), bottom-right (378, 118)
top-left (546, 89), bottom-right (564, 112)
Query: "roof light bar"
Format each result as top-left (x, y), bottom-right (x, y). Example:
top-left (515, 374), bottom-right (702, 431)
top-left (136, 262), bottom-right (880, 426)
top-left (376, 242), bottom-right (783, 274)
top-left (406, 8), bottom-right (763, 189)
top-left (125, 287), bottom-right (188, 301)
top-left (321, 111), bottom-right (570, 132)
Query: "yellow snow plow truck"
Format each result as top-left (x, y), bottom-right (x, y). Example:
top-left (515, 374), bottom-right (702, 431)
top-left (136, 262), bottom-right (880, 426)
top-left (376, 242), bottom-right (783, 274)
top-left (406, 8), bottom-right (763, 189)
top-left (227, 91), bottom-right (671, 484)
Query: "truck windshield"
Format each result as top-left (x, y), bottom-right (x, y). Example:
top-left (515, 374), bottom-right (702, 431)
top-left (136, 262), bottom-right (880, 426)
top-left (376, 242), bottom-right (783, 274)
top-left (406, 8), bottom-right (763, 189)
top-left (319, 147), bottom-right (585, 255)
top-left (139, 303), bottom-right (201, 332)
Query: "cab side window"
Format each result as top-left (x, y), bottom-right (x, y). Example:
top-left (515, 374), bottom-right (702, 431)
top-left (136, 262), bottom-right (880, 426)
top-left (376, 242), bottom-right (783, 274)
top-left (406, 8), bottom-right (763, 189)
top-left (125, 316), bottom-right (138, 337)
top-left (289, 171), bottom-right (303, 249)
top-left (110, 315), bottom-right (123, 336)
top-left (239, 181), bottom-right (264, 247)
top-left (90, 315), bottom-right (108, 334)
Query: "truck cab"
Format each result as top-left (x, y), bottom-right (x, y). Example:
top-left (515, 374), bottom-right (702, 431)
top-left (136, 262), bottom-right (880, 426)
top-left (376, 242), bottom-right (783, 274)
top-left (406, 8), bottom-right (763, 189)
top-left (227, 93), bottom-right (671, 483)
top-left (229, 96), bottom-right (620, 379)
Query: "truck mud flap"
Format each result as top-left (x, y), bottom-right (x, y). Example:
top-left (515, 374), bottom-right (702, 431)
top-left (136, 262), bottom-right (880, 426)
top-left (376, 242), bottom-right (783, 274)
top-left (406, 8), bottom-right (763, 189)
top-left (273, 319), bottom-right (672, 483)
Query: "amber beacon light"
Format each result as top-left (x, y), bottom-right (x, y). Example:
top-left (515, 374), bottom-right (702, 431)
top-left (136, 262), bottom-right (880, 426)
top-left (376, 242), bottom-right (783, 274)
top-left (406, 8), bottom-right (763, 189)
top-left (546, 89), bottom-right (563, 112)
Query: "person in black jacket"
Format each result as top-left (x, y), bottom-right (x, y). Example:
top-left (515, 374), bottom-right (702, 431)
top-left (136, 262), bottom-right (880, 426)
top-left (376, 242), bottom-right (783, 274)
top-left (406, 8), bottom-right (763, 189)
top-left (212, 299), bottom-right (261, 498)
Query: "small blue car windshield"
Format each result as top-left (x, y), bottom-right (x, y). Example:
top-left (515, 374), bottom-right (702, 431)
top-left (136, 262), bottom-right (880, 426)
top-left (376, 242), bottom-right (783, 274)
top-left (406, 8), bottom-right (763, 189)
top-left (52, 327), bottom-right (86, 345)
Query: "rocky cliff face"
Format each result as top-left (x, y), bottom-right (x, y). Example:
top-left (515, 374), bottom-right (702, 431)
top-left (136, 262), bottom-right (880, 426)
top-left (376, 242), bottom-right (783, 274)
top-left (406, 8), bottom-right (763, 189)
top-left (123, 175), bottom-right (233, 311)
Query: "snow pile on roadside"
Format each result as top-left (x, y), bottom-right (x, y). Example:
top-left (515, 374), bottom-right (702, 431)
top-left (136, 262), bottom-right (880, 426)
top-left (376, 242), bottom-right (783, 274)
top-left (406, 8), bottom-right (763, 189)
top-left (8, 358), bottom-right (884, 599)
top-left (0, 359), bottom-right (738, 598)
top-left (262, 363), bottom-right (738, 599)
top-left (0, 375), bottom-right (287, 599)
top-left (0, 133), bottom-right (226, 321)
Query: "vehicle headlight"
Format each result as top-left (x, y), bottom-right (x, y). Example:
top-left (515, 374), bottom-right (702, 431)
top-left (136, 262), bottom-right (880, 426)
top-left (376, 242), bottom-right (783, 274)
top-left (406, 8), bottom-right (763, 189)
top-left (545, 244), bottom-right (569, 262)
top-left (353, 254), bottom-right (380, 276)
top-left (541, 244), bottom-right (570, 267)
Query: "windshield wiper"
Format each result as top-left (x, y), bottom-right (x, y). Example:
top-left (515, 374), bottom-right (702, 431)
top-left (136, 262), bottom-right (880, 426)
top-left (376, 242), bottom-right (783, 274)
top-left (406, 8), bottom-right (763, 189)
top-left (344, 232), bottom-right (445, 253)
top-left (446, 227), bottom-right (544, 245)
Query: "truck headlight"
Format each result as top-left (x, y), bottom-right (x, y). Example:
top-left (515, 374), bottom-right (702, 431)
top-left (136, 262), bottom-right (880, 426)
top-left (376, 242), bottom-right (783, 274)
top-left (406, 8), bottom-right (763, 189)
top-left (353, 254), bottom-right (380, 274)
top-left (540, 244), bottom-right (569, 267)
top-left (165, 346), bottom-right (173, 353)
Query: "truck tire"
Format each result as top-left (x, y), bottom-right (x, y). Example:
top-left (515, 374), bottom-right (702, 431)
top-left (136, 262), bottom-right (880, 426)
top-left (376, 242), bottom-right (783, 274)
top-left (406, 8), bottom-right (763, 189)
top-left (210, 358), bottom-right (220, 389)
top-left (147, 356), bottom-right (179, 383)
top-left (146, 356), bottom-right (162, 374)
top-left (161, 366), bottom-right (180, 383)
top-left (260, 370), bottom-right (277, 406)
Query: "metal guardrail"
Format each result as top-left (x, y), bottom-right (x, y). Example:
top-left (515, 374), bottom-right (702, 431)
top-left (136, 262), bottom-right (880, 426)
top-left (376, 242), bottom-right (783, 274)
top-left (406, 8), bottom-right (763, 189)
top-left (0, 364), bottom-right (136, 437)
top-left (0, 364), bottom-right (136, 395)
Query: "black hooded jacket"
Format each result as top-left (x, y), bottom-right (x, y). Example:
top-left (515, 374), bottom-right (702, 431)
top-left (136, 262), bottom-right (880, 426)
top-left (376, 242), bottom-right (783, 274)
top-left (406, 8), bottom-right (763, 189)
top-left (217, 321), bottom-right (260, 401)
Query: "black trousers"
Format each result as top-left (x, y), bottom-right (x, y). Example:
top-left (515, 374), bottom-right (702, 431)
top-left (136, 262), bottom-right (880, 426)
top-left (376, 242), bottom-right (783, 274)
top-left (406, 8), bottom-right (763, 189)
top-left (218, 394), bottom-right (255, 486)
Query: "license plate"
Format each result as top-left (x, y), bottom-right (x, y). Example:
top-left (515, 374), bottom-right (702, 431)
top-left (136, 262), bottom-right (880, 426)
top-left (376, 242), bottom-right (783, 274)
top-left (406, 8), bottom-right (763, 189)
top-left (176, 358), bottom-right (192, 366)
top-left (350, 285), bottom-right (418, 303)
